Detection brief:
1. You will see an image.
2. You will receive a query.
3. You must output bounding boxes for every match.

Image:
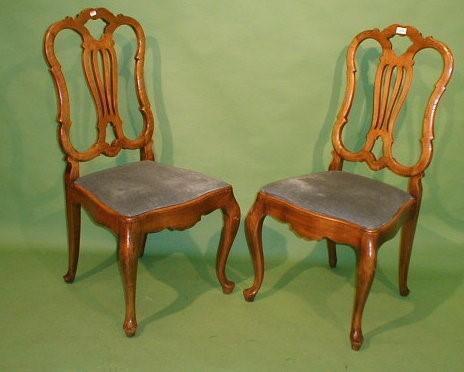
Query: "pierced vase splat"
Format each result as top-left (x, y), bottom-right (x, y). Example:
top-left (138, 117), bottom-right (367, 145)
top-left (332, 24), bottom-right (453, 176)
top-left (44, 8), bottom-right (155, 165)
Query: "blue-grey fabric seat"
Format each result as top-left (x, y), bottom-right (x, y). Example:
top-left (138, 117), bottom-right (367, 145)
top-left (261, 171), bottom-right (413, 229)
top-left (75, 161), bottom-right (229, 217)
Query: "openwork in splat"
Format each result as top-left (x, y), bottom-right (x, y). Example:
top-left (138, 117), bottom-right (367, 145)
top-left (44, 8), bottom-right (155, 163)
top-left (331, 24), bottom-right (453, 177)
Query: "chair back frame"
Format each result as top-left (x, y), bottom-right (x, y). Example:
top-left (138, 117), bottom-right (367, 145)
top-left (330, 24), bottom-right (453, 188)
top-left (44, 8), bottom-right (155, 182)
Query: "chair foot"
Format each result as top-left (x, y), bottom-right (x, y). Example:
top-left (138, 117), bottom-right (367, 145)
top-left (329, 258), bottom-right (337, 269)
top-left (123, 319), bottom-right (137, 337)
top-left (350, 329), bottom-right (363, 351)
top-left (63, 271), bottom-right (76, 283)
top-left (400, 287), bottom-right (410, 297)
top-left (243, 288), bottom-right (257, 302)
top-left (221, 281), bottom-right (235, 294)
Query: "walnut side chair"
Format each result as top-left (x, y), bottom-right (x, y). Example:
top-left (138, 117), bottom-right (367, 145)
top-left (243, 25), bottom-right (453, 350)
top-left (44, 8), bottom-right (240, 337)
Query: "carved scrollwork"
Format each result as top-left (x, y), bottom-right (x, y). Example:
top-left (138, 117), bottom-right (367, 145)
top-left (167, 215), bottom-right (203, 231)
top-left (287, 223), bottom-right (325, 242)
top-left (44, 8), bottom-right (155, 167)
top-left (332, 24), bottom-right (453, 177)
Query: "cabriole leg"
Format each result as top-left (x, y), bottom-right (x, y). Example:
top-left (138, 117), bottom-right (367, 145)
top-left (350, 236), bottom-right (378, 351)
top-left (243, 196), bottom-right (266, 302)
top-left (216, 193), bottom-right (241, 294)
top-left (119, 228), bottom-right (140, 337)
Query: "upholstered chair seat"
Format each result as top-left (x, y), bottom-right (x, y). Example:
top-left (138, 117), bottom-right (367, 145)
top-left (75, 161), bottom-right (229, 217)
top-left (262, 171), bottom-right (413, 229)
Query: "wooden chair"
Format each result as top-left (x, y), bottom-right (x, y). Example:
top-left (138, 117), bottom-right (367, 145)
top-left (44, 8), bottom-right (240, 337)
top-left (243, 25), bottom-right (453, 350)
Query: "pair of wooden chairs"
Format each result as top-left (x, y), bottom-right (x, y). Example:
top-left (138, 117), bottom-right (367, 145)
top-left (44, 8), bottom-right (453, 350)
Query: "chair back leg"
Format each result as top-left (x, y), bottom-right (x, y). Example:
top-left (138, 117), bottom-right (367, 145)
top-left (327, 239), bottom-right (337, 268)
top-left (399, 212), bottom-right (419, 296)
top-left (138, 234), bottom-right (148, 258)
top-left (64, 195), bottom-right (81, 283)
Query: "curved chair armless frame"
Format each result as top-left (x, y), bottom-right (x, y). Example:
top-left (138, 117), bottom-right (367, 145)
top-left (243, 24), bottom-right (453, 350)
top-left (44, 8), bottom-right (240, 336)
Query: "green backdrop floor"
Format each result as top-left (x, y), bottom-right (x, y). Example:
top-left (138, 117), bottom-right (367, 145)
top-left (1, 234), bottom-right (463, 371)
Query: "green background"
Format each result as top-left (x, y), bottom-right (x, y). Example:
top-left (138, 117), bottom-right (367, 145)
top-left (1, 0), bottom-right (463, 370)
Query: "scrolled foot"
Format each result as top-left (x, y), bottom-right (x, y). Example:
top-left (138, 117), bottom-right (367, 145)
top-left (350, 329), bottom-right (363, 351)
top-left (123, 319), bottom-right (137, 337)
top-left (243, 287), bottom-right (258, 302)
top-left (221, 280), bottom-right (235, 294)
top-left (63, 271), bottom-right (76, 283)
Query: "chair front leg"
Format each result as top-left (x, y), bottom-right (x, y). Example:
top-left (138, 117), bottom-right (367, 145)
top-left (216, 192), bottom-right (241, 294)
top-left (119, 226), bottom-right (140, 337)
top-left (63, 193), bottom-right (81, 283)
top-left (243, 196), bottom-right (266, 302)
top-left (399, 212), bottom-right (419, 296)
top-left (350, 235), bottom-right (378, 351)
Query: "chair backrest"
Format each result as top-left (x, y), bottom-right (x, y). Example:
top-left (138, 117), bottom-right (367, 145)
top-left (44, 8), bottom-right (155, 180)
top-left (330, 24), bottom-right (453, 183)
